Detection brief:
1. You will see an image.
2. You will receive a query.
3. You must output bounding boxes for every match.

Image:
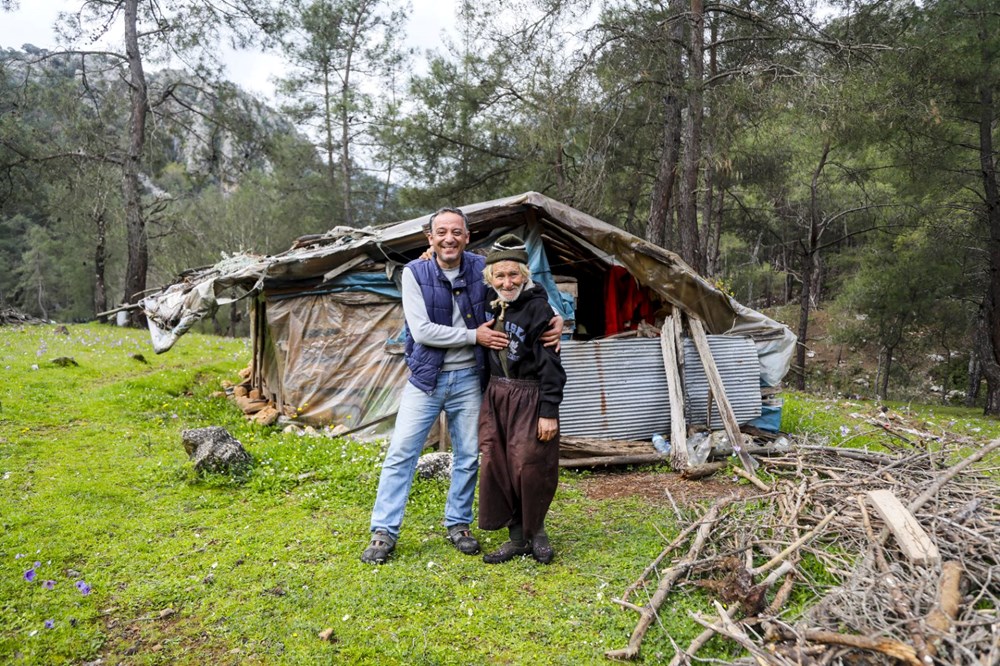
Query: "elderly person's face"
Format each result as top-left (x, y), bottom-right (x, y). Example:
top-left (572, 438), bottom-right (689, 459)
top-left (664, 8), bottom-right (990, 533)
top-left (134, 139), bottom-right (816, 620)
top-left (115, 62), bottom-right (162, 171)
top-left (490, 260), bottom-right (526, 303)
top-left (427, 211), bottom-right (469, 269)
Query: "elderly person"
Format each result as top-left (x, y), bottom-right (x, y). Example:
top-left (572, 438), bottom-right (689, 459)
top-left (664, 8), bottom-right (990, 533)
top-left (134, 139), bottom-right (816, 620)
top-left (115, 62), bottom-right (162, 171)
top-left (478, 234), bottom-right (567, 564)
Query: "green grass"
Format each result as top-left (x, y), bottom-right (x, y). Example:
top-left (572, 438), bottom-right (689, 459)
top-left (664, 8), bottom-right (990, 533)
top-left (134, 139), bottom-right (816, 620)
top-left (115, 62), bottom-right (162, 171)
top-left (0, 323), bottom-right (709, 665)
top-left (2, 324), bottom-right (997, 664)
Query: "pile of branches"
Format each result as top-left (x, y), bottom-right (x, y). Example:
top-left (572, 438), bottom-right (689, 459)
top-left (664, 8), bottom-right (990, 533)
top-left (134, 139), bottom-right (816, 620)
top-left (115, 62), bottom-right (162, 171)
top-left (606, 414), bottom-right (1000, 665)
top-left (0, 307), bottom-right (46, 325)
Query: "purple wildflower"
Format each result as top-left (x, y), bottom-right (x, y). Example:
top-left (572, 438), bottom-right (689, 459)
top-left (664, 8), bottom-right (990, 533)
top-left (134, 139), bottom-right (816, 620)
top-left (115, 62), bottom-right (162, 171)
top-left (44, 620), bottom-right (54, 629)
top-left (24, 568), bottom-right (36, 582)
top-left (33, 561), bottom-right (40, 568)
top-left (75, 580), bottom-right (92, 595)
top-left (43, 580), bottom-right (56, 590)
top-left (15, 553), bottom-right (23, 559)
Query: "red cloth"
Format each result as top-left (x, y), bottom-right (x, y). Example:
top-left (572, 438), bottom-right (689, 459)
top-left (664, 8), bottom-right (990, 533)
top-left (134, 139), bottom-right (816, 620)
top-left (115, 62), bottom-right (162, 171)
top-left (604, 266), bottom-right (654, 335)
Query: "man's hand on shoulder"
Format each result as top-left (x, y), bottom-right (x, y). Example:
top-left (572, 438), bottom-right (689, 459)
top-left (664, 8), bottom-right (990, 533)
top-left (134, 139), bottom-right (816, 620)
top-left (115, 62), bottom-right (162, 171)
top-left (540, 315), bottom-right (564, 352)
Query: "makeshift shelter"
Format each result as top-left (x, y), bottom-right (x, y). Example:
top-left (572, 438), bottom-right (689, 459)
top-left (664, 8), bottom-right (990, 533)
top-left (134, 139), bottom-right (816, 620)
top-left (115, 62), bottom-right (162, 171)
top-left (139, 192), bottom-right (795, 460)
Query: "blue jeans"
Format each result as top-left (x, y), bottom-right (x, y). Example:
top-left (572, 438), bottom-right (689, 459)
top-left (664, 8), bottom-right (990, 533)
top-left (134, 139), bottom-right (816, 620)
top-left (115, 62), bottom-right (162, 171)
top-left (369, 367), bottom-right (482, 541)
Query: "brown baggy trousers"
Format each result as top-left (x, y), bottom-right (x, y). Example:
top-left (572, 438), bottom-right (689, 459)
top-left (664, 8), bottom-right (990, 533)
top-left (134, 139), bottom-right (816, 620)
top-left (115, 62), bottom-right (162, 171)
top-left (477, 377), bottom-right (559, 539)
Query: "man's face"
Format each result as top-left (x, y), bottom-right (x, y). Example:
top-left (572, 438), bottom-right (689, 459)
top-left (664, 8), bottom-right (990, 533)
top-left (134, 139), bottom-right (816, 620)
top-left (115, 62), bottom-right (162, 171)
top-left (428, 212), bottom-right (468, 269)
top-left (490, 260), bottom-right (526, 303)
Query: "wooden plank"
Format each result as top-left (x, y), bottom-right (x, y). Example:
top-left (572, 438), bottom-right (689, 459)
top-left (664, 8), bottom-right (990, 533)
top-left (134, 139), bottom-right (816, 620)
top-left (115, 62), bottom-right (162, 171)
top-left (686, 316), bottom-right (759, 477)
top-left (866, 489), bottom-right (941, 566)
top-left (660, 315), bottom-right (689, 469)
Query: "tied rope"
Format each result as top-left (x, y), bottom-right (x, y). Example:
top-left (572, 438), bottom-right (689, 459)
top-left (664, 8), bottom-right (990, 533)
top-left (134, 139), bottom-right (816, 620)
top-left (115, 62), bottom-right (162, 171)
top-left (491, 297), bottom-right (511, 378)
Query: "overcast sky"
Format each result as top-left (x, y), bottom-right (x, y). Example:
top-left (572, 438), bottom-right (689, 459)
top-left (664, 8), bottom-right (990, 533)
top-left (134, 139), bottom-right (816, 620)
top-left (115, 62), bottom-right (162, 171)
top-left (0, 0), bottom-right (459, 99)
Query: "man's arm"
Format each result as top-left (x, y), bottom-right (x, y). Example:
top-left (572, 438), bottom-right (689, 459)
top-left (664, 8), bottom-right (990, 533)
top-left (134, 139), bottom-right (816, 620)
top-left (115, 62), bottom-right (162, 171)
top-left (402, 267), bottom-right (476, 348)
top-left (402, 266), bottom-right (507, 349)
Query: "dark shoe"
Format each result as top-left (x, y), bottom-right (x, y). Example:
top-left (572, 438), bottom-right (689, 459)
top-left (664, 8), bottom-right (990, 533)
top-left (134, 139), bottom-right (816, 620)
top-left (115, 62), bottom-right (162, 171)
top-left (361, 530), bottom-right (395, 564)
top-left (446, 524), bottom-right (481, 555)
top-left (483, 540), bottom-right (532, 564)
top-left (532, 534), bottom-right (554, 564)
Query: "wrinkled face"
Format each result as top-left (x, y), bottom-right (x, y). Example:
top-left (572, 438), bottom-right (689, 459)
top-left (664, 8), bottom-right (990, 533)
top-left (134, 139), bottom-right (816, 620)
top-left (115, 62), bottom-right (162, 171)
top-left (491, 260), bottom-right (526, 303)
top-left (428, 212), bottom-right (469, 269)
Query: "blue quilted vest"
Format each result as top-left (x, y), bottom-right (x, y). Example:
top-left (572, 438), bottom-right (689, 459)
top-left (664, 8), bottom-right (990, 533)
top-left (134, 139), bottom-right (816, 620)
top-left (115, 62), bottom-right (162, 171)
top-left (404, 252), bottom-right (489, 392)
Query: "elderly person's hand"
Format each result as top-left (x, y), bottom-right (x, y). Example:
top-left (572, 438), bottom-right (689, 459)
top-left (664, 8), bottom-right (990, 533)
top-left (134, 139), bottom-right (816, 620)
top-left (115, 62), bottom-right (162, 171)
top-left (537, 417), bottom-right (559, 442)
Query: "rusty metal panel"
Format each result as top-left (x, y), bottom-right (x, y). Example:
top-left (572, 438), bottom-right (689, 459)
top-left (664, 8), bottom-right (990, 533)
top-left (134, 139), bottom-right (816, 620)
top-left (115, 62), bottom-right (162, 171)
top-left (559, 336), bottom-right (761, 440)
top-left (560, 338), bottom-right (669, 440)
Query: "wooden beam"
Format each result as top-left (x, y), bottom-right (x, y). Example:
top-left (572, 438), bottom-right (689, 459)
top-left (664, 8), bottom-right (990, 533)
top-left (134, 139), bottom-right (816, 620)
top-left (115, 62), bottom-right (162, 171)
top-left (686, 316), bottom-right (758, 477)
top-left (660, 315), bottom-right (689, 469)
top-left (866, 489), bottom-right (941, 565)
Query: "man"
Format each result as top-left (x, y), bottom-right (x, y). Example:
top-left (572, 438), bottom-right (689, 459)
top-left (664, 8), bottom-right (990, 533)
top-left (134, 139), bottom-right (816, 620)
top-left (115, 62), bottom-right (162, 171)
top-left (361, 207), bottom-right (560, 564)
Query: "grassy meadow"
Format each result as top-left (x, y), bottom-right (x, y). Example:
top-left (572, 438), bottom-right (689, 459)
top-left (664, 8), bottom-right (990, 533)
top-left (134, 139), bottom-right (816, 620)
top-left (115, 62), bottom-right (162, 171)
top-left (1, 322), bottom-right (997, 665)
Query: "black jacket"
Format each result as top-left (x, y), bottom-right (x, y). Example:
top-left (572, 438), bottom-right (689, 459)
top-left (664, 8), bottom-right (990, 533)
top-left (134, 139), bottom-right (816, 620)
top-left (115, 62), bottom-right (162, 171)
top-left (486, 284), bottom-right (566, 418)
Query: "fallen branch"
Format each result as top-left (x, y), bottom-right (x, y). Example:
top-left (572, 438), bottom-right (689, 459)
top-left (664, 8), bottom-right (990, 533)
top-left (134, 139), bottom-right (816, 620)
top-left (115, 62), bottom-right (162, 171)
top-left (606, 500), bottom-right (726, 661)
top-left (619, 496), bottom-right (739, 604)
top-left (923, 560), bottom-right (964, 661)
top-left (752, 510), bottom-right (837, 576)
top-left (794, 628), bottom-right (921, 666)
top-left (907, 438), bottom-right (1000, 514)
top-left (733, 465), bottom-right (771, 492)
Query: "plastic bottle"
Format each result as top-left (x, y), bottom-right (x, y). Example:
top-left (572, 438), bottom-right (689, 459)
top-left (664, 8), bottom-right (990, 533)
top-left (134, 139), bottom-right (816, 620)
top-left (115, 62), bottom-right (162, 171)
top-left (651, 433), bottom-right (671, 455)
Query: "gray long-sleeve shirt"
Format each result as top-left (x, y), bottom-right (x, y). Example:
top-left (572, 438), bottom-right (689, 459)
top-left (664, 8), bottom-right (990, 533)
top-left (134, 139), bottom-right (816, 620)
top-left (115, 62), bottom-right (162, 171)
top-left (401, 265), bottom-right (478, 371)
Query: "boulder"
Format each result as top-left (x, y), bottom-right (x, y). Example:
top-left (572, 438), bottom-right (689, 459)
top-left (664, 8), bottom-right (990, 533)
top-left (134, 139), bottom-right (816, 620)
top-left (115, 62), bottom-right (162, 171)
top-left (415, 452), bottom-right (452, 480)
top-left (181, 426), bottom-right (252, 474)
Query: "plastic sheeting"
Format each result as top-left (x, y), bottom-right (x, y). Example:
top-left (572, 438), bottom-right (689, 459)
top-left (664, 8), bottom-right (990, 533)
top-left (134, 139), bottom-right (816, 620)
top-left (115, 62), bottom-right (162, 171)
top-left (259, 289), bottom-right (408, 431)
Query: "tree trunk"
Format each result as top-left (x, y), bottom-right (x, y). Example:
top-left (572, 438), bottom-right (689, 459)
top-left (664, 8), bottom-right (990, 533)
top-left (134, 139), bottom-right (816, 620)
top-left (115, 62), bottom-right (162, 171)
top-left (793, 140), bottom-right (831, 391)
top-left (699, 15), bottom-right (719, 276)
top-left (794, 251), bottom-right (811, 391)
top-left (877, 345), bottom-right (893, 400)
top-left (677, 0), bottom-right (704, 272)
top-left (976, 32), bottom-right (1000, 415)
top-left (93, 209), bottom-right (107, 321)
top-left (122, 0), bottom-right (148, 326)
top-left (646, 4), bottom-right (685, 249)
top-left (965, 349), bottom-right (982, 407)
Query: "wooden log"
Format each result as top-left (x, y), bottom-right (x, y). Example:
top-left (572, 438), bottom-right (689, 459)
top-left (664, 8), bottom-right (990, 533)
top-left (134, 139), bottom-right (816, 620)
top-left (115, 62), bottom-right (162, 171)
top-left (866, 489), bottom-right (941, 566)
top-left (559, 453), bottom-right (668, 469)
top-left (923, 560), bottom-right (964, 661)
top-left (686, 316), bottom-right (758, 477)
top-left (660, 315), bottom-right (688, 469)
top-left (680, 461), bottom-right (726, 480)
top-left (796, 628), bottom-right (922, 666)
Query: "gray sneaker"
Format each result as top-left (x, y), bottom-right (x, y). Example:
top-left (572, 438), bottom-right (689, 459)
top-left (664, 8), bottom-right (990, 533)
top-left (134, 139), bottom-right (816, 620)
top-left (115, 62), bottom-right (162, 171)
top-left (446, 524), bottom-right (480, 555)
top-left (361, 530), bottom-right (395, 564)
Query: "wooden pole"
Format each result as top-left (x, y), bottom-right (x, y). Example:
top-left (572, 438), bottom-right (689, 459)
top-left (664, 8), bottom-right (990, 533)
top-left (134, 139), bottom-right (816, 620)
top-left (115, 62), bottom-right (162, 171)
top-left (660, 314), bottom-right (688, 469)
top-left (686, 316), bottom-right (758, 476)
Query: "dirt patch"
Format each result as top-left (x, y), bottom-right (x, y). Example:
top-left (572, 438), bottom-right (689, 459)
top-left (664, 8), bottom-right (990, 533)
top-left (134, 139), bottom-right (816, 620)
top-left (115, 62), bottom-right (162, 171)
top-left (576, 468), bottom-right (755, 507)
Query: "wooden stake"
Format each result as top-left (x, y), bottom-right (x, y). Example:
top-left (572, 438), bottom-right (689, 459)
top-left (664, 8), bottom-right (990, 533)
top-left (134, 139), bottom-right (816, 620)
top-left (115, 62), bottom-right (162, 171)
top-left (686, 316), bottom-right (758, 477)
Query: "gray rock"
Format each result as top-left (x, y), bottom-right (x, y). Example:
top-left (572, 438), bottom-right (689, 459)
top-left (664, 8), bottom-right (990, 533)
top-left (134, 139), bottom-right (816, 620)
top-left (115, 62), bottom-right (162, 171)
top-left (181, 426), bottom-right (252, 474)
top-left (415, 452), bottom-right (452, 480)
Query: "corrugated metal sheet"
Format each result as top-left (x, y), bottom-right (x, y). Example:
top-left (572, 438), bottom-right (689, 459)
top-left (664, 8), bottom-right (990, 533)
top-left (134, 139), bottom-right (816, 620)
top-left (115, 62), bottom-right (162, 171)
top-left (682, 336), bottom-right (763, 428)
top-left (560, 339), bottom-right (670, 440)
top-left (559, 336), bottom-right (762, 440)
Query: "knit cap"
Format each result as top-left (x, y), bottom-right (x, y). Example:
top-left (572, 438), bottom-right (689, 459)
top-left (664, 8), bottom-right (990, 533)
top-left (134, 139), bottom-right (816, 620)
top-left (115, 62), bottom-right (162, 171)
top-left (486, 234), bottom-right (528, 265)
